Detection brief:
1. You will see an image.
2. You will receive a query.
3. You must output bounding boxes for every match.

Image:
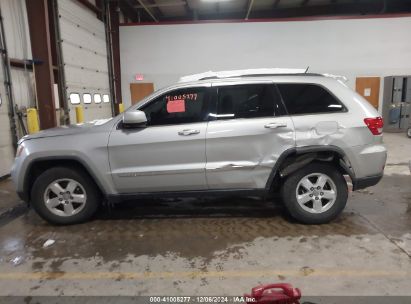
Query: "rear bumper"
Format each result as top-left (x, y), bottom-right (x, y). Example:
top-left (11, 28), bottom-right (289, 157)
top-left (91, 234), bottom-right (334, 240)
top-left (352, 174), bottom-right (383, 191)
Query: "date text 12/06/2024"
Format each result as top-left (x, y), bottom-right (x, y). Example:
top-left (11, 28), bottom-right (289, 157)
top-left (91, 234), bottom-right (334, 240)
top-left (149, 296), bottom-right (257, 303)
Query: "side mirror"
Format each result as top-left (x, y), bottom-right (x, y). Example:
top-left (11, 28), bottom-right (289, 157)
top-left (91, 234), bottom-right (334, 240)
top-left (122, 110), bottom-right (147, 127)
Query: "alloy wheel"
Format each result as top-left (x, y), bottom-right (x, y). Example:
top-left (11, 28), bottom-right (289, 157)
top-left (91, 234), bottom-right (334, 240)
top-left (295, 173), bottom-right (337, 214)
top-left (43, 179), bottom-right (87, 217)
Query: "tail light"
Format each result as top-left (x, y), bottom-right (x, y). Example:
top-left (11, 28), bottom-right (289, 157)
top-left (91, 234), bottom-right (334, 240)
top-left (364, 117), bottom-right (384, 135)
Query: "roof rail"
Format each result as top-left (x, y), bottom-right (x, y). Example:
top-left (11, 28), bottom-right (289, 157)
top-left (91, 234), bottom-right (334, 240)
top-left (179, 68), bottom-right (309, 83)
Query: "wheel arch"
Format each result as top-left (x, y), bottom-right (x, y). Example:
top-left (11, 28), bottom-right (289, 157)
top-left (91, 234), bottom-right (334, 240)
top-left (23, 156), bottom-right (106, 203)
top-left (265, 145), bottom-right (355, 193)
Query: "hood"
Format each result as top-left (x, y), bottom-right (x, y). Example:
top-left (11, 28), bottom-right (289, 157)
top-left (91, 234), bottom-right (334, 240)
top-left (19, 118), bottom-right (113, 143)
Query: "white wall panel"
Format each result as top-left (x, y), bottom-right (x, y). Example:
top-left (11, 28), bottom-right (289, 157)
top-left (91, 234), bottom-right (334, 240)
top-left (120, 16), bottom-right (411, 110)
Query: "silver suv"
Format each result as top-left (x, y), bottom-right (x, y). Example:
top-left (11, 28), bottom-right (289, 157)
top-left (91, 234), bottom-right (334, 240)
top-left (11, 69), bottom-right (387, 225)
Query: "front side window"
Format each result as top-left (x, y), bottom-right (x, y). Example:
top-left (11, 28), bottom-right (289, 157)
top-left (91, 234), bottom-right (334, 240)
top-left (215, 84), bottom-right (286, 119)
top-left (141, 87), bottom-right (209, 126)
top-left (276, 83), bottom-right (345, 115)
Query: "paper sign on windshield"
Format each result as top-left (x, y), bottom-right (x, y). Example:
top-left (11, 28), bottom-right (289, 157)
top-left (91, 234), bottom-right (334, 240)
top-left (167, 99), bottom-right (185, 113)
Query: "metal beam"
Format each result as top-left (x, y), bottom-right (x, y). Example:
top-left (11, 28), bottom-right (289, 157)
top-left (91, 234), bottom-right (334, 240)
top-left (301, 0), bottom-right (310, 6)
top-left (183, 0), bottom-right (386, 20)
top-left (75, 0), bottom-right (102, 16)
top-left (108, 1), bottom-right (122, 115)
top-left (50, 0), bottom-right (69, 124)
top-left (119, 0), bottom-right (140, 22)
top-left (245, 0), bottom-right (255, 20)
top-left (25, 0), bottom-right (57, 130)
top-left (133, 1), bottom-right (186, 9)
top-left (136, 0), bottom-right (159, 22)
top-left (147, 0), bottom-right (164, 20)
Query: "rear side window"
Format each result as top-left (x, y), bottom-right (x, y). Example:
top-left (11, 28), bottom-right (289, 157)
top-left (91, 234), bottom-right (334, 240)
top-left (216, 84), bottom-right (286, 119)
top-left (141, 87), bottom-right (209, 126)
top-left (276, 84), bottom-right (345, 115)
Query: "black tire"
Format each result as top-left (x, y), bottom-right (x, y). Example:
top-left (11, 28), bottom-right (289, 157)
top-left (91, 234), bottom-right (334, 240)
top-left (407, 128), bottom-right (411, 138)
top-left (281, 162), bottom-right (348, 224)
top-left (31, 167), bottom-right (100, 225)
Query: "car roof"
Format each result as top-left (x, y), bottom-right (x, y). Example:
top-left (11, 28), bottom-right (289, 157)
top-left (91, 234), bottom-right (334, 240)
top-left (171, 74), bottom-right (344, 89)
top-left (175, 68), bottom-right (347, 88)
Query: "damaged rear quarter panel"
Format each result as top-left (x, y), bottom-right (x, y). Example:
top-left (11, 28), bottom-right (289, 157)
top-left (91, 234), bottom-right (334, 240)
top-left (288, 77), bottom-right (385, 179)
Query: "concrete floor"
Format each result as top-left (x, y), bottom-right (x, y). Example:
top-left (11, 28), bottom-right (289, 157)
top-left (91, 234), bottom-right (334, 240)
top-left (0, 133), bottom-right (410, 299)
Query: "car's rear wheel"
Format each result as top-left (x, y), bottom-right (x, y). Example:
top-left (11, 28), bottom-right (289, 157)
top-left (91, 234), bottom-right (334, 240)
top-left (281, 162), bottom-right (348, 224)
top-left (31, 167), bottom-right (99, 225)
top-left (407, 128), bottom-right (411, 138)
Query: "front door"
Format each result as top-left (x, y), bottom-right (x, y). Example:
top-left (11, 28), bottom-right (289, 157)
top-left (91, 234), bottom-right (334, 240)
top-left (205, 82), bottom-right (295, 189)
top-left (108, 85), bottom-right (212, 193)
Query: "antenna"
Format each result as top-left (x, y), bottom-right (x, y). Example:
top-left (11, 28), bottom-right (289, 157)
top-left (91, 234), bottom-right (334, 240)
top-left (305, 66), bottom-right (310, 73)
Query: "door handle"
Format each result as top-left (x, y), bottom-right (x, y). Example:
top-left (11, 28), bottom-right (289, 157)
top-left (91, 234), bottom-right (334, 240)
top-left (264, 122), bottom-right (287, 129)
top-left (178, 129), bottom-right (200, 136)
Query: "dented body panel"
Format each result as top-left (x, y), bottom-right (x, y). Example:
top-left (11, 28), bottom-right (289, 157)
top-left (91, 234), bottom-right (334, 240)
top-left (206, 116), bottom-right (295, 189)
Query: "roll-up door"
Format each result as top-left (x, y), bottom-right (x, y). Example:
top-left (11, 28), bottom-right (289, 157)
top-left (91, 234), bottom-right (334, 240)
top-left (58, 0), bottom-right (112, 123)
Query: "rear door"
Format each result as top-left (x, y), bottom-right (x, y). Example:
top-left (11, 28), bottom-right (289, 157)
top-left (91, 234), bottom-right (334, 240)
top-left (205, 82), bottom-right (295, 189)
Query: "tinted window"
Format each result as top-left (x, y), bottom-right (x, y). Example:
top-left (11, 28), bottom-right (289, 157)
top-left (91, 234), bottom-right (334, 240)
top-left (216, 84), bottom-right (286, 119)
top-left (277, 84), bottom-right (345, 115)
top-left (141, 87), bottom-right (209, 126)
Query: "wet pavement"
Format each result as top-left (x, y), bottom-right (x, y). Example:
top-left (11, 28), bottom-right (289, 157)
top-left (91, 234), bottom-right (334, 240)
top-left (0, 134), bottom-right (410, 297)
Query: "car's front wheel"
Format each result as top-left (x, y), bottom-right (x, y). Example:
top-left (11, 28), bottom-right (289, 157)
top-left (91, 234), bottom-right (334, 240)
top-left (281, 162), bottom-right (348, 224)
top-left (407, 128), bottom-right (411, 138)
top-left (31, 167), bottom-right (99, 225)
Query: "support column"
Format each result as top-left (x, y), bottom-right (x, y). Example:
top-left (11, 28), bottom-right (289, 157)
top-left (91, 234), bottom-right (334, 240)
top-left (26, 0), bottom-right (57, 129)
top-left (109, 1), bottom-right (122, 115)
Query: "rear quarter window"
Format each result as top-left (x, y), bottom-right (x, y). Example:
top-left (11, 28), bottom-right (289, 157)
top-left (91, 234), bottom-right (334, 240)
top-left (276, 83), bottom-right (346, 115)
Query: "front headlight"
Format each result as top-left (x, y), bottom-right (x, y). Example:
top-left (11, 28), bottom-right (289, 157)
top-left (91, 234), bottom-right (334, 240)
top-left (16, 145), bottom-right (24, 158)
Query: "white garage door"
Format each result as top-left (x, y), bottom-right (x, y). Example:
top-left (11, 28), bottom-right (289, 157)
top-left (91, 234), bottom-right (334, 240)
top-left (0, 61), bottom-right (15, 177)
top-left (58, 0), bottom-right (112, 123)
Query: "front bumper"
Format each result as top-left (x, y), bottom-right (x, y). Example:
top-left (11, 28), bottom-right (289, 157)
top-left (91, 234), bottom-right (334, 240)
top-left (352, 173), bottom-right (383, 191)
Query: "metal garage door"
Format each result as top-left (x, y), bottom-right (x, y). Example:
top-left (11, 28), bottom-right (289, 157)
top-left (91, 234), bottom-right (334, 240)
top-left (58, 0), bottom-right (112, 123)
top-left (0, 60), bottom-right (14, 177)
